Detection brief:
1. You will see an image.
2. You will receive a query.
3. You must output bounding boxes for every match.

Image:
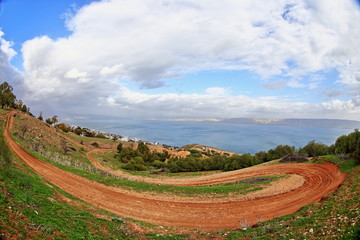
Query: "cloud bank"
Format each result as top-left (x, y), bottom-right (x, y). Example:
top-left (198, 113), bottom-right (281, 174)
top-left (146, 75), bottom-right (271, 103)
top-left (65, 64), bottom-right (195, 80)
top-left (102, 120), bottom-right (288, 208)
top-left (7, 0), bottom-right (360, 119)
top-left (0, 30), bottom-right (23, 95)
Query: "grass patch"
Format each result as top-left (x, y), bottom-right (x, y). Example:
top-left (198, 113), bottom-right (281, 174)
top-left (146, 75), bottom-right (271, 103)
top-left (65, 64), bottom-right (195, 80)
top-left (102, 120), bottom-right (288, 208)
top-left (0, 124), bottom-right (136, 239)
top-left (312, 155), bottom-right (357, 172)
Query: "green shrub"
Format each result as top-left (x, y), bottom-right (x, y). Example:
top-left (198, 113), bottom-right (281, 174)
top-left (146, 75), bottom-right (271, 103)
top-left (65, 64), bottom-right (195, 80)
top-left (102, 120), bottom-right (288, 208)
top-left (298, 140), bottom-right (329, 157)
top-left (123, 156), bottom-right (146, 171)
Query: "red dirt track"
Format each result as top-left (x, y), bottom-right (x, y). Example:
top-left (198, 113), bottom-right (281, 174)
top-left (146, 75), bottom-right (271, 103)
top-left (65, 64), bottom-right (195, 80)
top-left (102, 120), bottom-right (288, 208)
top-left (5, 111), bottom-right (346, 230)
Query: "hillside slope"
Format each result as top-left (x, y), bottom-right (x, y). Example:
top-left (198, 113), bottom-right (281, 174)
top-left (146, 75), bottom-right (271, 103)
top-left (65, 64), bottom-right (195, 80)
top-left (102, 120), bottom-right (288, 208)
top-left (2, 109), bottom-right (358, 237)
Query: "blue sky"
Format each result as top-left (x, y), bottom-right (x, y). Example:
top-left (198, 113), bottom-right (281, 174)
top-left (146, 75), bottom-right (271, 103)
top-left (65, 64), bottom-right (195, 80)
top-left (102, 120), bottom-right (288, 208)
top-left (1, 0), bottom-right (360, 120)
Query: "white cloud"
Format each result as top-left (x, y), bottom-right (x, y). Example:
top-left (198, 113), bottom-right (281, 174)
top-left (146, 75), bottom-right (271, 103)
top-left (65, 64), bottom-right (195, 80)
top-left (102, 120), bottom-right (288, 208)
top-left (101, 86), bottom-right (360, 120)
top-left (100, 64), bottom-right (124, 76)
top-left (0, 30), bottom-right (23, 93)
top-left (64, 68), bottom-right (89, 83)
top-left (0, 31), bottom-right (17, 61)
top-left (205, 87), bottom-right (228, 96)
top-left (17, 0), bottom-right (360, 119)
top-left (64, 68), bottom-right (87, 79)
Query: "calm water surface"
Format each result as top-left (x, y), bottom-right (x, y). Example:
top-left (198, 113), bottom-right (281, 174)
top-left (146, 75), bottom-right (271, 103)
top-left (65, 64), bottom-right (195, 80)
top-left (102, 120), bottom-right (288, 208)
top-left (67, 118), bottom-right (353, 154)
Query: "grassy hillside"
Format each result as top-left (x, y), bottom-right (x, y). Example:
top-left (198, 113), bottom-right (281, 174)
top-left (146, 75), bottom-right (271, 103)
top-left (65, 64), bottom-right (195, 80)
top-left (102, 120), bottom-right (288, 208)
top-left (1, 109), bottom-right (359, 239)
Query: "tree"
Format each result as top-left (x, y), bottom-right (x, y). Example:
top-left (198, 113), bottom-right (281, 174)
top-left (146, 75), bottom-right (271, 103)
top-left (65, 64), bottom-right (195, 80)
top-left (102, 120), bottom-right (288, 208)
top-left (334, 129), bottom-right (360, 164)
top-left (137, 142), bottom-right (150, 155)
top-left (60, 138), bottom-right (69, 154)
top-left (51, 115), bottom-right (58, 125)
top-left (117, 143), bottom-right (123, 153)
top-left (20, 124), bottom-right (28, 138)
top-left (0, 82), bottom-right (16, 109)
top-left (56, 123), bottom-right (71, 132)
top-left (123, 156), bottom-right (146, 171)
top-left (299, 140), bottom-right (329, 157)
top-left (21, 104), bottom-right (28, 113)
top-left (45, 118), bottom-right (52, 125)
top-left (255, 151), bottom-right (268, 162)
top-left (38, 112), bottom-right (44, 121)
top-left (45, 115), bottom-right (59, 125)
top-left (267, 145), bottom-right (295, 160)
top-left (16, 99), bottom-right (23, 110)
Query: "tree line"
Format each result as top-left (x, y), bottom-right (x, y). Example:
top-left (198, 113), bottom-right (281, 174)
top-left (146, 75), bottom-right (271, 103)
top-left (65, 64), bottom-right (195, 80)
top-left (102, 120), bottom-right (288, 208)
top-left (116, 129), bottom-right (360, 173)
top-left (0, 82), bottom-right (31, 113)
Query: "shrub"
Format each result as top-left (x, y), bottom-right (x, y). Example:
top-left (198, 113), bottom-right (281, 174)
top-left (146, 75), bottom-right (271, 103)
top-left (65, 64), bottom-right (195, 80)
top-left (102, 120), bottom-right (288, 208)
top-left (56, 123), bottom-right (71, 133)
top-left (123, 157), bottom-right (146, 171)
top-left (117, 143), bottom-right (123, 153)
top-left (153, 160), bottom-right (166, 169)
top-left (298, 140), bottom-right (329, 157)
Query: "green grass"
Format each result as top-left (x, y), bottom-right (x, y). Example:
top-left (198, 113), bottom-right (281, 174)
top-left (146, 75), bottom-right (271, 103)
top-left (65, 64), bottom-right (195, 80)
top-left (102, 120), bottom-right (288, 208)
top-left (0, 124), bottom-right (136, 239)
top-left (312, 155), bottom-right (358, 172)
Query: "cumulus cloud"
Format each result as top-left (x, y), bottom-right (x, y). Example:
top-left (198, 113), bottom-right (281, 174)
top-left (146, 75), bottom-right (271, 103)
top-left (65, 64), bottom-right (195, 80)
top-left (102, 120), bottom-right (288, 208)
top-left (0, 31), bottom-right (16, 61)
top-left (17, 0), bottom-right (360, 119)
top-left (0, 30), bottom-right (23, 92)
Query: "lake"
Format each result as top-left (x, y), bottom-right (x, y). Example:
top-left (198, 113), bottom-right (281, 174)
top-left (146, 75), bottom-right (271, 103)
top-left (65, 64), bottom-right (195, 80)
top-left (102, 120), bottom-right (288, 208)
top-left (66, 118), bottom-right (353, 154)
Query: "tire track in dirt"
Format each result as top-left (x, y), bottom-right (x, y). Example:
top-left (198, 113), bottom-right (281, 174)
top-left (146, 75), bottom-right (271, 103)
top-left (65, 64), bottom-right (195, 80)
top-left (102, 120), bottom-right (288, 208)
top-left (4, 111), bottom-right (346, 230)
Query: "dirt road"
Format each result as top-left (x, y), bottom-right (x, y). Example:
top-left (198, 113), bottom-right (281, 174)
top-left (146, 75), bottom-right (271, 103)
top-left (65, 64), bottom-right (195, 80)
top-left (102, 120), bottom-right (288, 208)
top-left (5, 111), bottom-right (346, 230)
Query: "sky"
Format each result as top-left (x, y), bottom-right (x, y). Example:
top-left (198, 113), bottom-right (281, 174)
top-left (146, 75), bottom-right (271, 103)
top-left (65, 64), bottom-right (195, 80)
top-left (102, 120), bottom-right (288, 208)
top-left (1, 0), bottom-right (360, 121)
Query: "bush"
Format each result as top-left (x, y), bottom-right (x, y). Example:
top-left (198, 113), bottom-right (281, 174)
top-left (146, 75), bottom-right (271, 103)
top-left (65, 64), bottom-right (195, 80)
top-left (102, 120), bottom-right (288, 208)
top-left (56, 123), bottom-right (71, 133)
top-left (267, 145), bottom-right (296, 160)
top-left (298, 140), bottom-right (329, 157)
top-left (117, 143), bottom-right (123, 153)
top-left (123, 157), bottom-right (146, 171)
top-left (334, 129), bottom-right (360, 164)
top-left (153, 160), bottom-right (166, 169)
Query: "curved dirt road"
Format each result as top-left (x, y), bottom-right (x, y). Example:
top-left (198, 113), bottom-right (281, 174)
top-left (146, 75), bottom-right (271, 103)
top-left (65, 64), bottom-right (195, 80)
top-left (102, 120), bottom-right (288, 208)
top-left (5, 111), bottom-right (346, 230)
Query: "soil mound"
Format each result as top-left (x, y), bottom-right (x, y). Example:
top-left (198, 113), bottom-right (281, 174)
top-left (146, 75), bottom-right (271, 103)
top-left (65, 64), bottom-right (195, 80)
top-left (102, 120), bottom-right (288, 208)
top-left (280, 153), bottom-right (308, 163)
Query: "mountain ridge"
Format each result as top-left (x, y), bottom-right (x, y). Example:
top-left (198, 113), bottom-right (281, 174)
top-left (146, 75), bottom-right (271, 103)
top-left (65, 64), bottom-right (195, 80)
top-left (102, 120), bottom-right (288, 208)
top-left (221, 118), bottom-right (360, 129)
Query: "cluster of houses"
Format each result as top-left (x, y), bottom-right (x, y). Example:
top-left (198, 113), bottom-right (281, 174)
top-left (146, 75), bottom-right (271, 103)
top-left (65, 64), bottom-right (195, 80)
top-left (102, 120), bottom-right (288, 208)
top-left (65, 124), bottom-right (162, 146)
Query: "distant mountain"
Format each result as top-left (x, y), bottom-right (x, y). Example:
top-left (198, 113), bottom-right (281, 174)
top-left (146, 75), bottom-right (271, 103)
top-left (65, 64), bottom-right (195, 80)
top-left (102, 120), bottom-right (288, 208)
top-left (221, 118), bottom-right (360, 129)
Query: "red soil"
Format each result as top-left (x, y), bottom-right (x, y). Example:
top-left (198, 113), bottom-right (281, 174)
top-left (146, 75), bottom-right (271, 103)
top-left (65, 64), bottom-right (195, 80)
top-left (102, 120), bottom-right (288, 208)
top-left (4, 110), bottom-right (346, 230)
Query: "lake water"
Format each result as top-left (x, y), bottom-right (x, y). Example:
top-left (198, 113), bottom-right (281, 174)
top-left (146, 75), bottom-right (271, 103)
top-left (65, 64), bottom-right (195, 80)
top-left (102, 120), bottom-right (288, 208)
top-left (67, 118), bottom-right (354, 154)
